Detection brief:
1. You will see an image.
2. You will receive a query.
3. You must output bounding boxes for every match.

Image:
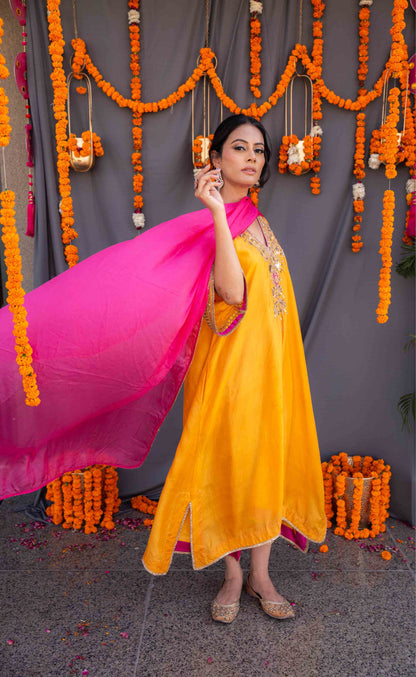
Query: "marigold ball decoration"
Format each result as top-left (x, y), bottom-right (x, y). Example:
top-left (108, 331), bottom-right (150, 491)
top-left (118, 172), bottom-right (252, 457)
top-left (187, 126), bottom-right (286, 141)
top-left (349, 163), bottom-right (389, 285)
top-left (46, 465), bottom-right (121, 533)
top-left (376, 189), bottom-right (395, 324)
top-left (0, 190), bottom-right (40, 406)
top-left (68, 131), bottom-right (104, 161)
top-left (322, 453), bottom-right (391, 540)
top-left (319, 544), bottom-right (328, 553)
top-left (381, 550), bottom-right (392, 560)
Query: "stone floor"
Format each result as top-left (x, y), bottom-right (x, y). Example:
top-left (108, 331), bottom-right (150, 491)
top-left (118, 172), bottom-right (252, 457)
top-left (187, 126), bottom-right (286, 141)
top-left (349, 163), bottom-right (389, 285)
top-left (0, 493), bottom-right (414, 677)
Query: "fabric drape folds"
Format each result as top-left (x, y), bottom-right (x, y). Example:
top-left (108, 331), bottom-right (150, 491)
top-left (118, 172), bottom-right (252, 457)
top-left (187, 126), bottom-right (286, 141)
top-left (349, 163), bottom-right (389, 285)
top-left (0, 198), bottom-right (259, 499)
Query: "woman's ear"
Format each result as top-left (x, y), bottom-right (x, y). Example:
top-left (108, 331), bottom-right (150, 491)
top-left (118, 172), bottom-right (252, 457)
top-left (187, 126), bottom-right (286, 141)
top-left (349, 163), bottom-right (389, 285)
top-left (210, 150), bottom-right (221, 170)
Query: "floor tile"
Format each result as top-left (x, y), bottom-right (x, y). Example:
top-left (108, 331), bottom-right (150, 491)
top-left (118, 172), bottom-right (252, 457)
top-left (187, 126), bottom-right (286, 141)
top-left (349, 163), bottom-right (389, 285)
top-left (137, 569), bottom-right (415, 677)
top-left (0, 570), bottom-right (148, 677)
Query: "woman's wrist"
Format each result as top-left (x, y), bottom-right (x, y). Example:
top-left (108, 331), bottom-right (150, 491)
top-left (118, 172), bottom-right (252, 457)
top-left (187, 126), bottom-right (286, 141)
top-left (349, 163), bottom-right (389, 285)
top-left (210, 203), bottom-right (226, 220)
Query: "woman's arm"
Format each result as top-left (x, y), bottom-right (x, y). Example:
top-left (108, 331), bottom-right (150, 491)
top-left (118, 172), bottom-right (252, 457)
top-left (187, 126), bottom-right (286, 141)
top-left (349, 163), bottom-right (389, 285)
top-left (194, 166), bottom-right (245, 305)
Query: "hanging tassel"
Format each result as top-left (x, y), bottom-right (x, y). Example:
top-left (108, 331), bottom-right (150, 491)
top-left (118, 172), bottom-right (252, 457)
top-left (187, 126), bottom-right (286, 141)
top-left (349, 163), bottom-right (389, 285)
top-left (26, 189), bottom-right (35, 237)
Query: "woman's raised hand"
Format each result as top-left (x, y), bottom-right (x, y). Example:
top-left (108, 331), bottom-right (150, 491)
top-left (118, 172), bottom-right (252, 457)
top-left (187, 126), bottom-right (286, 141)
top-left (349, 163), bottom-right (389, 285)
top-left (194, 165), bottom-right (224, 214)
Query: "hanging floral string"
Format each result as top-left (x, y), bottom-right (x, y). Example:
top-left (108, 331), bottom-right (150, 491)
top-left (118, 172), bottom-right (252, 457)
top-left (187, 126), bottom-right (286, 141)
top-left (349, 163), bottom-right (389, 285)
top-left (309, 0), bottom-right (324, 195)
top-left (128, 0), bottom-right (145, 230)
top-left (0, 190), bottom-right (40, 405)
top-left (249, 1), bottom-right (262, 99)
top-left (0, 17), bottom-right (10, 146)
top-left (376, 189), bottom-right (395, 324)
top-left (0, 18), bottom-right (40, 407)
top-left (47, 0), bottom-right (79, 268)
top-left (351, 1), bottom-right (372, 253)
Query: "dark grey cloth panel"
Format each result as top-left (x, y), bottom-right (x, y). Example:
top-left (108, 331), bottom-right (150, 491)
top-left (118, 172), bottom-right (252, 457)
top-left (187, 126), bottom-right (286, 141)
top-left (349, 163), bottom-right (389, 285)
top-left (27, 1), bottom-right (415, 522)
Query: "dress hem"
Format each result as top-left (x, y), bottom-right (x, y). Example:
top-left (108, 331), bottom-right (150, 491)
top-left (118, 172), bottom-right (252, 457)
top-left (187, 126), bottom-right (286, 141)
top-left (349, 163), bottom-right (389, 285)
top-left (141, 501), bottom-right (327, 576)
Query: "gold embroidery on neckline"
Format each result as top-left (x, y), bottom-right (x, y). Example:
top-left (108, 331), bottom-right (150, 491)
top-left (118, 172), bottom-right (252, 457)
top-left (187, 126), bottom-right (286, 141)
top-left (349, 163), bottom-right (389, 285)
top-left (239, 216), bottom-right (287, 318)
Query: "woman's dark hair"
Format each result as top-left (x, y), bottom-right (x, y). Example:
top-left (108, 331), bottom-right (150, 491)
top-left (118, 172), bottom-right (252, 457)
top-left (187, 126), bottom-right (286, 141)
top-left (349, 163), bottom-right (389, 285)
top-left (209, 114), bottom-right (272, 187)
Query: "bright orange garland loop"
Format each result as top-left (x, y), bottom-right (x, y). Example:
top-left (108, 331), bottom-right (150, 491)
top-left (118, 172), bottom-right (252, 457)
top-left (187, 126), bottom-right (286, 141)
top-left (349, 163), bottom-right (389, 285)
top-left (321, 453), bottom-right (391, 541)
top-left (0, 18), bottom-right (40, 407)
top-left (46, 466), bottom-right (121, 533)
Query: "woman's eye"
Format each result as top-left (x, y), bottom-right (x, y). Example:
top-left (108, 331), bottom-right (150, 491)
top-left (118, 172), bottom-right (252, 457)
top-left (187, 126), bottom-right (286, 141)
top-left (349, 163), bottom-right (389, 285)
top-left (255, 148), bottom-right (265, 154)
top-left (233, 145), bottom-right (245, 151)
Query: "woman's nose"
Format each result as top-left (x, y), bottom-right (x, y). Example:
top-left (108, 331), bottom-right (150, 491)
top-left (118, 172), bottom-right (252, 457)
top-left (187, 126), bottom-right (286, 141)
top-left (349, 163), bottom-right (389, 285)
top-left (247, 148), bottom-right (257, 161)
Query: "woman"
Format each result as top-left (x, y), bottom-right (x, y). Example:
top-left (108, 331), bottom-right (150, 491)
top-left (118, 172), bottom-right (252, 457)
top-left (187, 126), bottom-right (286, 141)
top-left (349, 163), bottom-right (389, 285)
top-left (0, 114), bottom-right (325, 623)
top-left (141, 115), bottom-right (326, 623)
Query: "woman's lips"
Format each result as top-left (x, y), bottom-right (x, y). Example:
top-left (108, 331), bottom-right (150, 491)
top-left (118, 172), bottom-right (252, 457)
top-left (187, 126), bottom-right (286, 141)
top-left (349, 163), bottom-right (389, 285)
top-left (242, 168), bottom-right (256, 175)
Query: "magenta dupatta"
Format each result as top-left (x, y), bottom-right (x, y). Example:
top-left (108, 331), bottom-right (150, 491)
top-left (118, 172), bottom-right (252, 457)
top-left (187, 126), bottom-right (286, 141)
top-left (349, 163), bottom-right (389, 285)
top-left (0, 197), bottom-right (259, 499)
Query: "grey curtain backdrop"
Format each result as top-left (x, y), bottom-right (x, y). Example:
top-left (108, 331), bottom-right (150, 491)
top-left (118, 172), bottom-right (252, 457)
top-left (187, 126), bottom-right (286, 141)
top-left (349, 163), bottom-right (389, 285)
top-left (26, 1), bottom-right (415, 522)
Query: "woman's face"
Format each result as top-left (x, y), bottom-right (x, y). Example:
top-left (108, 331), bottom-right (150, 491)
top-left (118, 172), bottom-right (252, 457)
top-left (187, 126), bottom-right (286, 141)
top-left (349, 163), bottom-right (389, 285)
top-left (212, 123), bottom-right (266, 190)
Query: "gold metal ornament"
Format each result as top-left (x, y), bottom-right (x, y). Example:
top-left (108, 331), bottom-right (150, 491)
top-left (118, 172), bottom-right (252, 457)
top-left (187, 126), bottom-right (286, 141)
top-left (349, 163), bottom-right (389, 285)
top-left (67, 71), bottom-right (95, 172)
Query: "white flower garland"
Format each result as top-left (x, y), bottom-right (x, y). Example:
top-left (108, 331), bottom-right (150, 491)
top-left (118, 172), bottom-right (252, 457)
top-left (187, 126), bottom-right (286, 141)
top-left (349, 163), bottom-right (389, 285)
top-left (368, 153), bottom-right (381, 169)
top-left (250, 1), bottom-right (263, 14)
top-left (311, 124), bottom-right (323, 137)
top-left (406, 178), bottom-right (416, 194)
top-left (132, 212), bottom-right (145, 229)
top-left (352, 182), bottom-right (366, 200)
top-left (288, 139), bottom-right (305, 164)
top-left (128, 9), bottom-right (140, 25)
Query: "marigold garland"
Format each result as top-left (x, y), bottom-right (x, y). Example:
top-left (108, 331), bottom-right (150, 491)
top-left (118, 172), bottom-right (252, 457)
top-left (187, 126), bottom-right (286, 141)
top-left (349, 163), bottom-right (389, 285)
top-left (0, 190), bottom-right (40, 405)
top-left (376, 189), bottom-right (395, 324)
top-left (128, 0), bottom-right (145, 229)
top-left (46, 465), bottom-right (121, 533)
top-left (47, 0), bottom-right (79, 268)
top-left (351, 2), bottom-right (372, 253)
top-left (131, 493), bottom-right (158, 526)
top-left (0, 17), bottom-right (9, 80)
top-left (0, 18), bottom-right (11, 147)
top-left (52, 0), bottom-right (413, 319)
top-left (322, 453), bottom-right (391, 540)
top-left (249, 3), bottom-right (262, 99)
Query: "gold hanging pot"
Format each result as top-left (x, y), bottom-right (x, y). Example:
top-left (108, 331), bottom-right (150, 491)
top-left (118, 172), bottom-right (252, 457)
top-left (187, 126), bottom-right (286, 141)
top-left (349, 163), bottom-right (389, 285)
top-left (284, 73), bottom-right (314, 176)
top-left (67, 71), bottom-right (95, 172)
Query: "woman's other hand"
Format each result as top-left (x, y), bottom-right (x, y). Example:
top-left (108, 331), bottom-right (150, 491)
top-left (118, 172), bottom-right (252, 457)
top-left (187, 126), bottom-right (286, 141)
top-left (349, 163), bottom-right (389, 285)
top-left (194, 165), bottom-right (224, 214)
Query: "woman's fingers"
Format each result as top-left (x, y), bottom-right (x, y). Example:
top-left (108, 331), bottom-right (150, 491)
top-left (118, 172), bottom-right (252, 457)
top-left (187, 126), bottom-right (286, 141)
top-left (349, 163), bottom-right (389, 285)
top-left (194, 166), bottom-right (220, 192)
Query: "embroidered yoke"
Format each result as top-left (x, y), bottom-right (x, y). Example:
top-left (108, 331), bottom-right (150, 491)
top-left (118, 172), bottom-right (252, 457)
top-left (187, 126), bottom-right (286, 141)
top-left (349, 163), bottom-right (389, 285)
top-left (142, 217), bottom-right (326, 574)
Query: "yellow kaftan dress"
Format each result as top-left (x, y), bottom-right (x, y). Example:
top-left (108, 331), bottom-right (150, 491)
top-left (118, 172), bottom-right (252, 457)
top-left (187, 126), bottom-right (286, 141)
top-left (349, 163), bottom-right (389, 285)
top-left (142, 216), bottom-right (326, 575)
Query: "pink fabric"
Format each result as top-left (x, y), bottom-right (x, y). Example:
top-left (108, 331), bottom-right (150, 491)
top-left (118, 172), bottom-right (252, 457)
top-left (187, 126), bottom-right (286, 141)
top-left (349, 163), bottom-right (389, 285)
top-left (26, 197), bottom-right (35, 237)
top-left (175, 540), bottom-right (241, 561)
top-left (407, 195), bottom-right (415, 237)
top-left (0, 197), bottom-right (259, 499)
